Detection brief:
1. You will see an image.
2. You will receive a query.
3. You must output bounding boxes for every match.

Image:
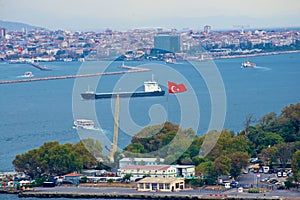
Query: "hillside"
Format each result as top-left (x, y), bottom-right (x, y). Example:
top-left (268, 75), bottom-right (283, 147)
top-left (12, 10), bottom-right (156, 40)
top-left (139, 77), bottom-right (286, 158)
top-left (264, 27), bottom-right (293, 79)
top-left (0, 20), bottom-right (45, 31)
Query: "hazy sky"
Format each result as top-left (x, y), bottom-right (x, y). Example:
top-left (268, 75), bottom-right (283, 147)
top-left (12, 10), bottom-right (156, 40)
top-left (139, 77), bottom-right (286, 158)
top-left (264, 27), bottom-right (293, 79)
top-left (0, 0), bottom-right (300, 31)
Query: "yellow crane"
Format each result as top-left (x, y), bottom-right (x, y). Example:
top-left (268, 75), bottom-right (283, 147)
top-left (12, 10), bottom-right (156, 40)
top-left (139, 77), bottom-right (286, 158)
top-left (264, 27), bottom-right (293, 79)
top-left (110, 94), bottom-right (119, 162)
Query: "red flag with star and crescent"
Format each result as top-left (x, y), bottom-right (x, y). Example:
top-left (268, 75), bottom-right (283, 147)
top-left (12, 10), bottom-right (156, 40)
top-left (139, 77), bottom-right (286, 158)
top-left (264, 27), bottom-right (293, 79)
top-left (168, 81), bottom-right (187, 93)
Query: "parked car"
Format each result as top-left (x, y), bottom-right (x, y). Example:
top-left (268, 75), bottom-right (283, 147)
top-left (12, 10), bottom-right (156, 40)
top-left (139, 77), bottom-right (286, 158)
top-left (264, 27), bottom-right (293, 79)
top-left (230, 181), bottom-right (239, 188)
top-left (277, 172), bottom-right (282, 177)
top-left (282, 172), bottom-right (287, 177)
top-left (260, 177), bottom-right (269, 182)
top-left (268, 179), bottom-right (278, 184)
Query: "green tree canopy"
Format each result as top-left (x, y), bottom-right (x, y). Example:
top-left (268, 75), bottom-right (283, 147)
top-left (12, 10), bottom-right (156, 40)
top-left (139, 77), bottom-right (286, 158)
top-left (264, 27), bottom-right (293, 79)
top-left (13, 139), bottom-right (104, 178)
top-left (212, 155), bottom-right (231, 177)
top-left (291, 150), bottom-right (300, 181)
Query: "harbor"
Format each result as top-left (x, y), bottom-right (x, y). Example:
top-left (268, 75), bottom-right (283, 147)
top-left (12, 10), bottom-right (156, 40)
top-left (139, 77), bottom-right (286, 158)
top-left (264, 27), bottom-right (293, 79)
top-left (0, 64), bottom-right (150, 85)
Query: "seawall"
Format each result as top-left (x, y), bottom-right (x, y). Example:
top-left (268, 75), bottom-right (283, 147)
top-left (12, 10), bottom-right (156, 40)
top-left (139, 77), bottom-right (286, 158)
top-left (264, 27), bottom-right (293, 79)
top-left (18, 191), bottom-right (282, 200)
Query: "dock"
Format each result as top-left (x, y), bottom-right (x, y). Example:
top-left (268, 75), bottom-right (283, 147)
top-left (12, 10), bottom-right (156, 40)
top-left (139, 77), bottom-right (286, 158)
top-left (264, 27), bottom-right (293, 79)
top-left (29, 62), bottom-right (52, 71)
top-left (0, 66), bottom-right (150, 85)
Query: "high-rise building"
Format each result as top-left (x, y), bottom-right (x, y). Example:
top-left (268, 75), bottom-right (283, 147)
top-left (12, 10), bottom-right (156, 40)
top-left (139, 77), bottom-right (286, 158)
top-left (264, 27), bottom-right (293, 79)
top-left (154, 35), bottom-right (181, 53)
top-left (204, 25), bottom-right (211, 34)
top-left (0, 28), bottom-right (6, 38)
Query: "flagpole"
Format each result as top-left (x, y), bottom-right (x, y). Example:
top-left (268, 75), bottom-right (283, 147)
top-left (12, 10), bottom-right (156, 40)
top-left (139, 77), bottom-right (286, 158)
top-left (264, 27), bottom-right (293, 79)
top-left (166, 91), bottom-right (169, 121)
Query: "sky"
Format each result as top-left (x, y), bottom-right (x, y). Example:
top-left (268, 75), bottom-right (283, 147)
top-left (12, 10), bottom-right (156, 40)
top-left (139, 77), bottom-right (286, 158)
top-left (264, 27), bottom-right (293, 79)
top-left (0, 0), bottom-right (300, 31)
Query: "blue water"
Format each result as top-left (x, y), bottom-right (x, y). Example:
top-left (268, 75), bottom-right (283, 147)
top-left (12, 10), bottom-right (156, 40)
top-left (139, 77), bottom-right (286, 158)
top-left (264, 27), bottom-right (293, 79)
top-left (0, 53), bottom-right (300, 174)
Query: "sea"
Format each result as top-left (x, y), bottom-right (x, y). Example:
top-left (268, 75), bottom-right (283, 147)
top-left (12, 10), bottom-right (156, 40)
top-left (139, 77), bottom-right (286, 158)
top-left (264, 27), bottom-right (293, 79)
top-left (0, 53), bottom-right (300, 199)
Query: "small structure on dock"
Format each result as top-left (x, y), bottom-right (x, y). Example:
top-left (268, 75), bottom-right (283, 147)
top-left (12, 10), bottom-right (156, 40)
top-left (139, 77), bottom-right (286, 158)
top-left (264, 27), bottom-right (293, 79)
top-left (63, 173), bottom-right (82, 185)
top-left (136, 177), bottom-right (185, 192)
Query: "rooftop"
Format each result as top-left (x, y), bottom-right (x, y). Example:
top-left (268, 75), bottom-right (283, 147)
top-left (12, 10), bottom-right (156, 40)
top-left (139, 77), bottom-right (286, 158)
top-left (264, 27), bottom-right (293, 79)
top-left (137, 177), bottom-right (184, 183)
top-left (120, 157), bottom-right (164, 162)
top-left (120, 165), bottom-right (171, 171)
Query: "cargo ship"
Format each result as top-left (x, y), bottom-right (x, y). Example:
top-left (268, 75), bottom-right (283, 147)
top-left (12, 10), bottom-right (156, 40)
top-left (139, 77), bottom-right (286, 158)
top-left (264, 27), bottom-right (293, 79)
top-left (81, 78), bottom-right (165, 100)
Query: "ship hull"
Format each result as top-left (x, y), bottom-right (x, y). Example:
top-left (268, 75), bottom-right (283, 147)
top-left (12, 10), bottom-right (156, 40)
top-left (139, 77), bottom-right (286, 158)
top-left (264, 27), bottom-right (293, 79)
top-left (81, 91), bottom-right (165, 100)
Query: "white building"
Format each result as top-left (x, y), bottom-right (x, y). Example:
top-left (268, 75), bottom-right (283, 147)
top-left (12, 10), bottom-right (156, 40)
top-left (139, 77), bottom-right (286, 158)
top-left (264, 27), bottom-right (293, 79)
top-left (173, 165), bottom-right (195, 178)
top-left (119, 157), bottom-right (164, 168)
top-left (119, 164), bottom-right (195, 180)
top-left (137, 177), bottom-right (185, 192)
top-left (119, 165), bottom-right (177, 179)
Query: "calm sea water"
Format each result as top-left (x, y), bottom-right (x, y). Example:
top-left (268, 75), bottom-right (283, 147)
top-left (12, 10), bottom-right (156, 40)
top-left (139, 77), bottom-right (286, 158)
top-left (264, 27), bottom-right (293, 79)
top-left (0, 53), bottom-right (300, 175)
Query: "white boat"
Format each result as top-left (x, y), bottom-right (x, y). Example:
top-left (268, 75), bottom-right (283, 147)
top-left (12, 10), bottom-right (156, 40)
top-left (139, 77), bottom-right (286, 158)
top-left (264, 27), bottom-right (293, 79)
top-left (23, 71), bottom-right (34, 78)
top-left (73, 119), bottom-right (99, 130)
top-left (241, 61), bottom-right (256, 68)
top-left (164, 58), bottom-right (176, 64)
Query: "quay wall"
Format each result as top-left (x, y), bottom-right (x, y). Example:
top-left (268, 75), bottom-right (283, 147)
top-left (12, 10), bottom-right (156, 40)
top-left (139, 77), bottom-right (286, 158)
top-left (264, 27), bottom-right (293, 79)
top-left (18, 191), bottom-right (282, 200)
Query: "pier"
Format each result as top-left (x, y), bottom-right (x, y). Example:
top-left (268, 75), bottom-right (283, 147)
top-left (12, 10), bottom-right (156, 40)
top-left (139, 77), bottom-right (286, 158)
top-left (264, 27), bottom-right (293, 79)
top-left (0, 66), bottom-right (150, 85)
top-left (29, 62), bottom-right (52, 71)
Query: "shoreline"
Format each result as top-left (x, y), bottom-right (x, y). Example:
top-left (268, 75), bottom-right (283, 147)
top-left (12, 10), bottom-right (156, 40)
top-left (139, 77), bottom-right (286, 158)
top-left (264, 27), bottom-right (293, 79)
top-left (0, 187), bottom-right (288, 200)
top-left (18, 190), bottom-right (281, 200)
top-left (3, 50), bottom-right (300, 64)
top-left (212, 50), bottom-right (300, 60)
top-left (189, 50), bottom-right (300, 62)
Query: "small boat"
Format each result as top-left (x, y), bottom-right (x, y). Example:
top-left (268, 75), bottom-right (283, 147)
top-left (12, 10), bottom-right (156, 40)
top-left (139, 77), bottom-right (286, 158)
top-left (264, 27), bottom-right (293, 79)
top-left (241, 61), bottom-right (256, 68)
top-left (73, 119), bottom-right (99, 130)
top-left (23, 71), bottom-right (34, 78)
top-left (81, 77), bottom-right (165, 100)
top-left (164, 58), bottom-right (176, 64)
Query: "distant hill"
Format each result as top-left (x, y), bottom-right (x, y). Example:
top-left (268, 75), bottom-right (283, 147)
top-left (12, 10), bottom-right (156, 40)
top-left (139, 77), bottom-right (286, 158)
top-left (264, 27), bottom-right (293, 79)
top-left (0, 20), bottom-right (45, 31)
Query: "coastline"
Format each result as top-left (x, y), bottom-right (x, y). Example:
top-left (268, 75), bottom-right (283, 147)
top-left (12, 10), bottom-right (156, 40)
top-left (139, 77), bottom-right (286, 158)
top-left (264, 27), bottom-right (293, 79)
top-left (3, 50), bottom-right (300, 64)
top-left (18, 192), bottom-right (281, 200)
top-left (1, 186), bottom-right (298, 200)
top-left (212, 50), bottom-right (300, 60)
top-left (190, 50), bottom-right (300, 62)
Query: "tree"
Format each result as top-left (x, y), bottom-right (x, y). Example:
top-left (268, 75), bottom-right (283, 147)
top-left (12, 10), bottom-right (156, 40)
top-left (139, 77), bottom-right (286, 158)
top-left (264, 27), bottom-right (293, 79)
top-left (291, 150), bottom-right (300, 182)
top-left (258, 132), bottom-right (284, 148)
top-left (244, 113), bottom-right (256, 135)
top-left (123, 173), bottom-right (132, 182)
top-left (124, 143), bottom-right (146, 154)
top-left (73, 141), bottom-right (98, 169)
top-left (212, 155), bottom-right (231, 177)
top-left (259, 112), bottom-right (277, 129)
top-left (195, 161), bottom-right (213, 176)
top-left (228, 152), bottom-right (250, 179)
top-left (276, 143), bottom-right (293, 169)
top-left (13, 139), bottom-right (104, 178)
top-left (79, 138), bottom-right (104, 158)
top-left (259, 146), bottom-right (278, 167)
top-left (281, 103), bottom-right (300, 134)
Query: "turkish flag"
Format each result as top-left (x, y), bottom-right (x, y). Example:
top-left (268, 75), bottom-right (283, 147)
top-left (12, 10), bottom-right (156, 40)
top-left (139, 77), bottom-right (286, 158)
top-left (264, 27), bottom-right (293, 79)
top-left (168, 81), bottom-right (187, 93)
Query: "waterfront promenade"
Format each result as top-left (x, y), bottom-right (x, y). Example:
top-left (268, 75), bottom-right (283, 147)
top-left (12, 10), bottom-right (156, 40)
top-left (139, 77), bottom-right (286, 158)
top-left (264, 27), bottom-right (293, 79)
top-left (13, 185), bottom-right (300, 199)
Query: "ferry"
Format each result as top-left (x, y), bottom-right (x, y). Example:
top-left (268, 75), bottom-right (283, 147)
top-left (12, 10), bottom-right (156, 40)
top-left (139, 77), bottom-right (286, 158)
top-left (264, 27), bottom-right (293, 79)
top-left (81, 78), bottom-right (165, 100)
top-left (73, 119), bottom-right (99, 130)
top-left (241, 61), bottom-right (256, 68)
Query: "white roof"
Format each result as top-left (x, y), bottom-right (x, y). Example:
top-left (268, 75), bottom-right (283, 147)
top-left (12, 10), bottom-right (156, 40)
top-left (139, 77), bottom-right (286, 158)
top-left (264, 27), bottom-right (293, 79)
top-left (120, 157), bottom-right (164, 162)
top-left (172, 165), bottom-right (195, 169)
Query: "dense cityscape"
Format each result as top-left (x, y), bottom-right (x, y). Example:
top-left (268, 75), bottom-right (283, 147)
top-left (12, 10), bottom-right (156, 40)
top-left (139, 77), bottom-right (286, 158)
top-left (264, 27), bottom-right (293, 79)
top-left (1, 26), bottom-right (300, 62)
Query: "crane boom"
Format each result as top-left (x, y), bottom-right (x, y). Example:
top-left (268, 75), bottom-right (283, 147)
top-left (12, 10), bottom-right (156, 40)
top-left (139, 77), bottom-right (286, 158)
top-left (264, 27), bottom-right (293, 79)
top-left (110, 94), bottom-right (119, 162)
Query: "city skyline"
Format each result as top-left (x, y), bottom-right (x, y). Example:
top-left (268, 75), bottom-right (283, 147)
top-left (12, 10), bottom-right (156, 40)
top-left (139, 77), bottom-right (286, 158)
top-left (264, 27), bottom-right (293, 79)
top-left (0, 0), bottom-right (300, 31)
